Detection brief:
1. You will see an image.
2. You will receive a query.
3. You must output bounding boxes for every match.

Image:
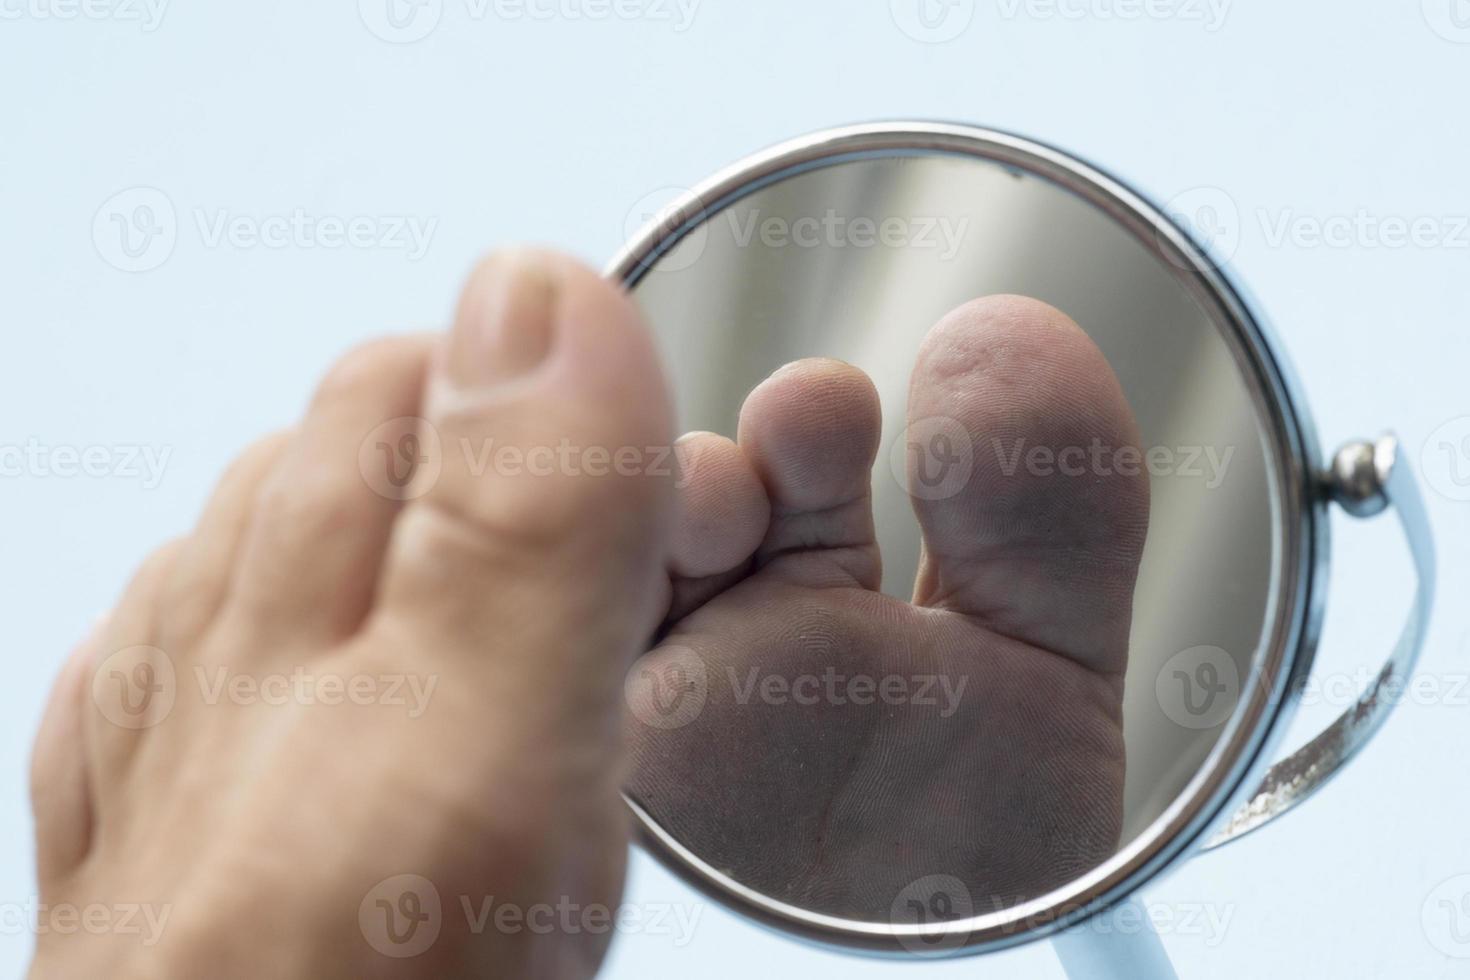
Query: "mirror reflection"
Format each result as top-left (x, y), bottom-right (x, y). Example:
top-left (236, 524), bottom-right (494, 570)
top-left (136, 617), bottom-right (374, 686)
top-left (621, 153), bottom-right (1281, 922)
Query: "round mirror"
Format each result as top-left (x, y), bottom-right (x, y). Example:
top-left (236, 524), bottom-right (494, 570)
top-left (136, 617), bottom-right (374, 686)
top-left (611, 123), bottom-right (1424, 960)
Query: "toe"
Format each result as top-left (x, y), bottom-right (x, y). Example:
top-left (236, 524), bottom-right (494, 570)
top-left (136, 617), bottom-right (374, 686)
top-left (372, 250), bottom-right (674, 727)
top-left (226, 336), bottom-right (434, 645)
top-left (663, 431), bottom-right (770, 623)
top-left (669, 431), bottom-right (769, 579)
top-left (905, 295), bottom-right (1149, 675)
top-left (161, 431), bottom-right (291, 647)
top-left (736, 358), bottom-right (882, 590)
top-left (31, 627), bottom-right (101, 884)
top-left (83, 542), bottom-right (185, 800)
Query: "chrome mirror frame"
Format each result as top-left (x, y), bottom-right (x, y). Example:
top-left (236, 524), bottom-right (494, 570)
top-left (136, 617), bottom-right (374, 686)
top-left (607, 121), bottom-right (1435, 964)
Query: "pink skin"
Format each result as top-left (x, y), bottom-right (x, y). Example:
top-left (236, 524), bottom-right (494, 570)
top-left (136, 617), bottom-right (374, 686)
top-left (628, 295), bottom-right (1149, 918)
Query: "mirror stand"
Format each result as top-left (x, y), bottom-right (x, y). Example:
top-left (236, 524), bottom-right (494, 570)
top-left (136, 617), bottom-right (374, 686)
top-left (1201, 435), bottom-right (1435, 848)
top-left (1046, 434), bottom-right (1431, 980)
top-left (1050, 896), bottom-right (1178, 980)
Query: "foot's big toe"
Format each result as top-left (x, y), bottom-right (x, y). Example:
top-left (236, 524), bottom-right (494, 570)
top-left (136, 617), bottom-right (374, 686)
top-left (906, 294), bottom-right (1150, 673)
top-left (373, 251), bottom-right (676, 704)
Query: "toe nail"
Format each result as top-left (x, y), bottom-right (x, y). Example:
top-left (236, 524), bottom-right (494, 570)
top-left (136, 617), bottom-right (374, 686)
top-left (450, 252), bottom-right (556, 388)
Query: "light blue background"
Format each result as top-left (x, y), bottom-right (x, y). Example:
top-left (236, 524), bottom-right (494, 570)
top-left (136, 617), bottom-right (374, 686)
top-left (2, 1), bottom-right (1468, 976)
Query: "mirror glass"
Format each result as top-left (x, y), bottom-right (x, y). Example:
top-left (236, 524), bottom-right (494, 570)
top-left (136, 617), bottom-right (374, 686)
top-left (620, 151), bottom-right (1285, 928)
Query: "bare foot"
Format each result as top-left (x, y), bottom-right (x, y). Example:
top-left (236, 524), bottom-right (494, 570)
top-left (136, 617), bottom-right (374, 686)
top-left (30, 251), bottom-right (674, 978)
top-left (626, 295), bottom-right (1150, 919)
